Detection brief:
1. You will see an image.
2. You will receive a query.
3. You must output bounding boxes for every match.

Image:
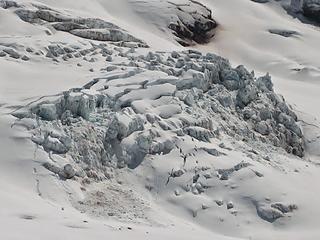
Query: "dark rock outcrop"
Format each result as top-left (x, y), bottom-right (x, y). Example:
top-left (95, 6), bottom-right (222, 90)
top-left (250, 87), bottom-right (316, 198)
top-left (166, 0), bottom-right (218, 46)
top-left (303, 0), bottom-right (320, 23)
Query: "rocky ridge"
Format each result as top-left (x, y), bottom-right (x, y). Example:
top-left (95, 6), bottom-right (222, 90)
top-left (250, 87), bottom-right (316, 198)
top-left (0, 0), bottom-right (147, 45)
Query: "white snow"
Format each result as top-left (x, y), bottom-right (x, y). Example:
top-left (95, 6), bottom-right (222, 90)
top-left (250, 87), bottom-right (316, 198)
top-left (1, 0), bottom-right (320, 240)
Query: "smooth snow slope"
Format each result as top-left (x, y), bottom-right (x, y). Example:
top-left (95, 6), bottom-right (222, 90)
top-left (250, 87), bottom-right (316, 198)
top-left (1, 0), bottom-right (320, 240)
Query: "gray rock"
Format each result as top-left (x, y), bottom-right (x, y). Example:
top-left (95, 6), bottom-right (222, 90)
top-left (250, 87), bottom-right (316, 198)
top-left (256, 204), bottom-right (284, 223)
top-left (26, 47), bottom-right (34, 53)
top-left (71, 28), bottom-right (143, 43)
top-left (167, 1), bottom-right (217, 46)
top-left (3, 48), bottom-right (20, 59)
top-left (291, 0), bottom-right (303, 12)
top-left (0, 0), bottom-right (19, 9)
top-left (43, 162), bottom-right (76, 179)
top-left (37, 9), bottom-right (71, 22)
top-left (271, 203), bottom-right (298, 213)
top-left (63, 164), bottom-right (76, 179)
top-left (201, 147), bottom-right (226, 156)
top-left (269, 29), bottom-right (300, 38)
top-left (21, 55), bottom-right (30, 61)
top-left (215, 200), bottom-right (224, 206)
top-left (171, 169), bottom-right (185, 178)
top-left (227, 202), bottom-right (234, 209)
top-left (303, 0), bottom-right (320, 23)
top-left (218, 161), bottom-right (251, 180)
top-left (52, 22), bottom-right (87, 31)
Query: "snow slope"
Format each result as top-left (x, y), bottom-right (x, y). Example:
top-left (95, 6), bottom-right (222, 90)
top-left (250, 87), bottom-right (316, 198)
top-left (1, 0), bottom-right (320, 240)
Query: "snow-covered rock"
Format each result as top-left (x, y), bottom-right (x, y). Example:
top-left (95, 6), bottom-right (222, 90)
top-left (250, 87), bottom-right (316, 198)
top-left (256, 204), bottom-right (285, 223)
top-left (129, 0), bottom-right (217, 46)
top-left (303, 0), bottom-right (320, 23)
top-left (0, 1), bottom-right (147, 45)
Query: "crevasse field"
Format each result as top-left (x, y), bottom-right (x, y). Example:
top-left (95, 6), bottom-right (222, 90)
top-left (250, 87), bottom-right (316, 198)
top-left (0, 1), bottom-right (320, 239)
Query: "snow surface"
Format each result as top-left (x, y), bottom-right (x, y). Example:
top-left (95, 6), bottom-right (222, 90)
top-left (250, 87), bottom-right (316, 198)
top-left (1, 0), bottom-right (320, 240)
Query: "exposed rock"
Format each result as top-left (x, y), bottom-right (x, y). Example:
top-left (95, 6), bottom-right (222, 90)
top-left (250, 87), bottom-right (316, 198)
top-left (269, 29), bottom-right (300, 38)
top-left (3, 48), bottom-right (20, 59)
top-left (251, 0), bottom-right (270, 3)
top-left (271, 203), bottom-right (298, 213)
top-left (70, 29), bottom-right (143, 43)
top-left (256, 204), bottom-right (284, 223)
top-left (215, 200), bottom-right (224, 206)
top-left (0, 0), bottom-right (19, 9)
top-left (291, 0), bottom-right (303, 12)
top-left (218, 162), bottom-right (251, 180)
top-left (9, 3), bottom-right (146, 44)
top-left (63, 164), bottom-right (76, 179)
top-left (227, 202), bottom-right (234, 209)
top-left (21, 55), bottom-right (30, 61)
top-left (201, 147), bottom-right (226, 156)
top-left (167, 1), bottom-right (217, 46)
top-left (174, 189), bottom-right (181, 196)
top-left (43, 162), bottom-right (76, 179)
top-left (129, 0), bottom-right (217, 46)
top-left (303, 0), bottom-right (320, 23)
top-left (171, 169), bottom-right (185, 178)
